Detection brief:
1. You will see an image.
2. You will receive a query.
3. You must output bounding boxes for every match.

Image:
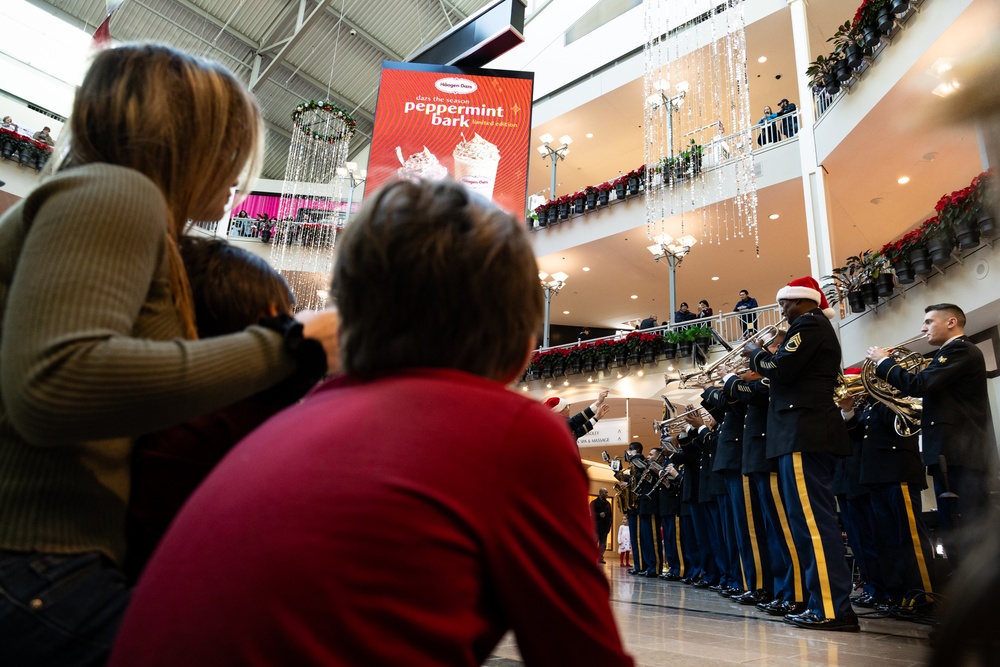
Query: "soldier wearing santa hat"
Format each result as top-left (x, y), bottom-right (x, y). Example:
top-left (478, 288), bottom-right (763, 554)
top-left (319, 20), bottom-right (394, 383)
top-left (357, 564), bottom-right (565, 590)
top-left (744, 276), bottom-right (857, 632)
top-left (544, 390), bottom-right (610, 440)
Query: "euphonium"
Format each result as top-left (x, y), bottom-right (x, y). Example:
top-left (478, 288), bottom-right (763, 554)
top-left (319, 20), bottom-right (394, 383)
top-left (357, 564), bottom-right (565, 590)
top-left (674, 320), bottom-right (786, 388)
top-left (860, 334), bottom-right (928, 436)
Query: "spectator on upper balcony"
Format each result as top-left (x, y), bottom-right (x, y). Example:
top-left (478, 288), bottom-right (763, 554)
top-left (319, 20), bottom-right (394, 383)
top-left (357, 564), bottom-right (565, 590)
top-left (32, 126), bottom-right (55, 146)
top-left (638, 314), bottom-right (658, 330)
top-left (757, 106), bottom-right (780, 146)
top-left (777, 99), bottom-right (799, 138)
top-left (697, 300), bottom-right (713, 318)
top-left (734, 289), bottom-right (758, 336)
top-left (674, 302), bottom-right (697, 324)
top-left (1, 116), bottom-right (17, 132)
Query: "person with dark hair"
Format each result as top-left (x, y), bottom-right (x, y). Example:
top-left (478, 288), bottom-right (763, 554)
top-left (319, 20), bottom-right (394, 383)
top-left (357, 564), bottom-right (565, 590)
top-left (124, 238), bottom-right (321, 582)
top-left (866, 303), bottom-right (994, 566)
top-left (674, 302), bottom-right (697, 324)
top-left (110, 179), bottom-right (634, 667)
top-left (32, 126), bottom-right (55, 146)
top-left (734, 289), bottom-right (759, 336)
top-left (591, 488), bottom-right (613, 562)
top-left (0, 43), bottom-right (338, 666)
top-left (776, 98), bottom-right (799, 138)
top-left (745, 276), bottom-right (856, 632)
top-left (697, 300), bottom-right (713, 318)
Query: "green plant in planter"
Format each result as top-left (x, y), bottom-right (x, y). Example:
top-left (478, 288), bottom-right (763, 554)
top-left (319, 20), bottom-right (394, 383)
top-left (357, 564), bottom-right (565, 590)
top-left (805, 54), bottom-right (838, 92)
top-left (662, 329), bottom-right (682, 344)
top-left (679, 139), bottom-right (704, 176)
top-left (822, 253), bottom-right (871, 307)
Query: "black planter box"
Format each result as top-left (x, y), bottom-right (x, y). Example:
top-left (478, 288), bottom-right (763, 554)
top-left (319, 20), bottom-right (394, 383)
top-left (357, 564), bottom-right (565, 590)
top-left (557, 204), bottom-right (569, 220)
top-left (597, 191), bottom-right (609, 206)
top-left (847, 291), bottom-right (867, 313)
top-left (546, 208), bottom-right (557, 224)
top-left (627, 177), bottom-right (640, 196)
top-left (859, 282), bottom-right (879, 306)
top-left (978, 213), bottom-right (997, 239)
top-left (586, 193), bottom-right (597, 210)
top-left (573, 198), bottom-right (585, 215)
top-left (954, 221), bottom-right (980, 250)
top-left (875, 274), bottom-right (895, 298)
top-left (595, 354), bottom-right (609, 370)
top-left (894, 264), bottom-right (915, 285)
top-left (614, 183), bottom-right (626, 199)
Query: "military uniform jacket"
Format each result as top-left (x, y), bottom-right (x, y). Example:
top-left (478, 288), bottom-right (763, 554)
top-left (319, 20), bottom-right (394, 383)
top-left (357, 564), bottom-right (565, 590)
top-left (671, 440), bottom-right (700, 504)
top-left (694, 425), bottom-right (727, 499)
top-left (723, 376), bottom-right (775, 475)
top-left (875, 336), bottom-right (992, 470)
top-left (748, 308), bottom-right (850, 459)
top-left (702, 387), bottom-right (746, 473)
top-left (845, 402), bottom-right (925, 487)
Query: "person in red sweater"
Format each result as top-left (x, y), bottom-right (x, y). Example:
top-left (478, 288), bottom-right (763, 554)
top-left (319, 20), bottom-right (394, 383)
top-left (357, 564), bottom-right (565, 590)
top-left (109, 179), bottom-right (634, 667)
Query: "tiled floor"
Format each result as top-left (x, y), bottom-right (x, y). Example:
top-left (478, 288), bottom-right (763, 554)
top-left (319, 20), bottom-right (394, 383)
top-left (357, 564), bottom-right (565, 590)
top-left (488, 563), bottom-right (934, 666)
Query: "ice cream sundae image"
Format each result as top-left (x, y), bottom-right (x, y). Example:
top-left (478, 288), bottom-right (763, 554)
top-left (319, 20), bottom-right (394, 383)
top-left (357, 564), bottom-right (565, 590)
top-left (396, 146), bottom-right (448, 182)
top-left (452, 133), bottom-right (501, 200)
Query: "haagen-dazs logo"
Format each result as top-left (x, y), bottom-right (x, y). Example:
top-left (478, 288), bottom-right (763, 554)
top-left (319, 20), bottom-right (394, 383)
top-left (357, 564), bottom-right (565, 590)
top-left (435, 77), bottom-right (477, 95)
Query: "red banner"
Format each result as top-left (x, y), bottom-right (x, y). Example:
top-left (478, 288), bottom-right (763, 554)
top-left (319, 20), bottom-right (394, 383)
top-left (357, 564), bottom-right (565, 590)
top-left (367, 61), bottom-right (534, 217)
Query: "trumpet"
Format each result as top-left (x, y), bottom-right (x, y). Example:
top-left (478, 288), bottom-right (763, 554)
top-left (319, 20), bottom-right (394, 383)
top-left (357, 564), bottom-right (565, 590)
top-left (860, 334), bottom-right (928, 436)
top-left (673, 320), bottom-right (786, 388)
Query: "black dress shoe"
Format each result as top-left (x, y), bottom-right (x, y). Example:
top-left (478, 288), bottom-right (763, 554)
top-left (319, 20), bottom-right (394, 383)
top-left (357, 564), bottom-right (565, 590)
top-left (852, 594), bottom-right (878, 608)
top-left (780, 601), bottom-right (806, 616)
top-left (660, 573), bottom-right (681, 581)
top-left (692, 580), bottom-right (712, 588)
top-left (708, 584), bottom-right (725, 592)
top-left (720, 587), bottom-right (744, 598)
top-left (627, 569), bottom-right (641, 575)
top-left (644, 570), bottom-right (661, 578)
top-left (734, 590), bottom-right (772, 606)
top-left (759, 599), bottom-right (791, 616)
top-left (787, 610), bottom-right (860, 632)
top-left (679, 577), bottom-right (694, 585)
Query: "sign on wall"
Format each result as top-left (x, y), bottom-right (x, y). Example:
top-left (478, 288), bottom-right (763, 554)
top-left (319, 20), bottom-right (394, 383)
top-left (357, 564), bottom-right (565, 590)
top-left (366, 61), bottom-right (534, 217)
top-left (576, 418), bottom-right (629, 447)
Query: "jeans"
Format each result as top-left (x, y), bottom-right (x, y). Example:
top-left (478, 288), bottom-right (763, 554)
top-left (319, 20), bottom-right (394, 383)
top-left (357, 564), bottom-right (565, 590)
top-left (0, 550), bottom-right (131, 667)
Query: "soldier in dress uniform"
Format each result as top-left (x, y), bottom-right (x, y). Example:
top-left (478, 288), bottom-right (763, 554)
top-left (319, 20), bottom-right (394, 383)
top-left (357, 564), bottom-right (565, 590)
top-left (866, 303), bottom-right (995, 567)
top-left (841, 394), bottom-right (935, 613)
top-left (745, 276), bottom-right (857, 632)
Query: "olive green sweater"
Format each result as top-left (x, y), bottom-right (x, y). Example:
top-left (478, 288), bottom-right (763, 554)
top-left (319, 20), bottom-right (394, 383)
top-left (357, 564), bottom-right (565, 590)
top-left (0, 163), bottom-right (297, 565)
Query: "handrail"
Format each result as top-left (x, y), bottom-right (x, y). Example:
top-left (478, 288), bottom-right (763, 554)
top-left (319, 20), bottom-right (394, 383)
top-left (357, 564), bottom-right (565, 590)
top-left (539, 303), bottom-right (783, 352)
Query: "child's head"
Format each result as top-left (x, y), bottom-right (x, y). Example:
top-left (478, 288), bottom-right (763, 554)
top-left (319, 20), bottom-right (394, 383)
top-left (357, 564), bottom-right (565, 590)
top-left (179, 237), bottom-right (293, 337)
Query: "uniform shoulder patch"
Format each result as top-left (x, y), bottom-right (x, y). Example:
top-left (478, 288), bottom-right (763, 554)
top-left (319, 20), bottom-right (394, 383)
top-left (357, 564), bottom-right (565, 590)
top-left (784, 332), bottom-right (802, 352)
top-left (936, 355), bottom-right (947, 364)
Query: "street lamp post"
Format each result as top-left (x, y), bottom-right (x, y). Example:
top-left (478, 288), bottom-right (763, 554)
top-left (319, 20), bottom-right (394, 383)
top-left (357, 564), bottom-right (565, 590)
top-left (336, 161), bottom-right (367, 226)
top-left (537, 133), bottom-right (573, 198)
top-left (646, 233), bottom-right (697, 319)
top-left (538, 270), bottom-right (568, 348)
top-left (646, 80), bottom-right (689, 162)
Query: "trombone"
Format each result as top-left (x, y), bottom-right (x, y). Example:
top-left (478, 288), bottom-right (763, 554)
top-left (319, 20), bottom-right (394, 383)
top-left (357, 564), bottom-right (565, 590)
top-left (672, 319), bottom-right (786, 388)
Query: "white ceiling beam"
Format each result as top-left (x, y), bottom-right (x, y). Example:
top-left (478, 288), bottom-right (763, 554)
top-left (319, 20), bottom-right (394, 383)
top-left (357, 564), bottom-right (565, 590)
top-left (250, 0), bottom-right (331, 91)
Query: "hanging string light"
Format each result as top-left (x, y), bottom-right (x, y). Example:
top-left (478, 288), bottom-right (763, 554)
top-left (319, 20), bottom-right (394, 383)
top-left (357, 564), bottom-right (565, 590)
top-left (643, 0), bottom-right (758, 255)
top-left (270, 100), bottom-right (356, 311)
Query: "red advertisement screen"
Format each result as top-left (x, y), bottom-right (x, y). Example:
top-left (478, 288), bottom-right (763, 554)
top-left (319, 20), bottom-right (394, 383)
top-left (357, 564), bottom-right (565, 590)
top-left (367, 61), bottom-right (534, 217)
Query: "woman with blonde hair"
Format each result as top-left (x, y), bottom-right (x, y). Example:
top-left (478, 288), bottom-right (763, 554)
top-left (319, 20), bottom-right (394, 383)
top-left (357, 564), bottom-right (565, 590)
top-left (0, 43), bottom-right (338, 666)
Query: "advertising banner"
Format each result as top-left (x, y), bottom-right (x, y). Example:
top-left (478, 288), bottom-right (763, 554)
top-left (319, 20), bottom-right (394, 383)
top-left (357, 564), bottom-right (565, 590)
top-left (366, 61), bottom-right (534, 217)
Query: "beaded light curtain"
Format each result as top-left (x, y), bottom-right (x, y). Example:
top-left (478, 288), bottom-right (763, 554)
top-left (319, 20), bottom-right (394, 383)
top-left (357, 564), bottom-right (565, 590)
top-left (270, 101), bottom-right (356, 311)
top-left (643, 0), bottom-right (758, 252)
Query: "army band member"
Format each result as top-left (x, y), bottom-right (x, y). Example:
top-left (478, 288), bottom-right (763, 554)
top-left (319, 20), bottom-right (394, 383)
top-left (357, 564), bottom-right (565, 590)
top-left (745, 276), bottom-right (857, 632)
top-left (866, 303), bottom-right (995, 566)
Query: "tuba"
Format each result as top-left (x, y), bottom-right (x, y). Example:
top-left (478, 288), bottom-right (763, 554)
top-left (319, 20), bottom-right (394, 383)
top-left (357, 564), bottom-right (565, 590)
top-left (860, 334), bottom-right (929, 436)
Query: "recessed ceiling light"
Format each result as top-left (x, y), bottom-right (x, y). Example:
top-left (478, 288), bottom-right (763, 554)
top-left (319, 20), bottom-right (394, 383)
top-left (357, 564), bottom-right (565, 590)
top-left (637, 369), bottom-right (644, 377)
top-left (582, 266), bottom-right (590, 271)
top-left (768, 213), bottom-right (780, 220)
top-left (758, 56), bottom-right (767, 63)
top-left (585, 133), bottom-right (594, 139)
top-left (562, 310), bottom-right (570, 314)
top-left (563, 380), bottom-right (570, 386)
top-left (711, 276), bottom-right (720, 281)
top-left (630, 294), bottom-right (638, 299)
top-left (897, 176), bottom-right (910, 184)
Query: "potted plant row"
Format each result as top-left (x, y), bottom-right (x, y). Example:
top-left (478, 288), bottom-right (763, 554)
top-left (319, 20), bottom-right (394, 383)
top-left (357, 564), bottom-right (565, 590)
top-left (806, 0), bottom-right (916, 100)
top-left (0, 128), bottom-right (54, 171)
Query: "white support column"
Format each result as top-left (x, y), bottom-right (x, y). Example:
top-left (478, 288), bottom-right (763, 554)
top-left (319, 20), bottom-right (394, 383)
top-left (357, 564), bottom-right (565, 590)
top-left (787, 0), bottom-right (836, 283)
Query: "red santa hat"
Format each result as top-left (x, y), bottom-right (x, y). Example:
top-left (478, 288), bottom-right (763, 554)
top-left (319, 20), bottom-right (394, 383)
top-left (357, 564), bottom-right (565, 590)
top-left (776, 276), bottom-right (835, 319)
top-left (544, 396), bottom-right (569, 413)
